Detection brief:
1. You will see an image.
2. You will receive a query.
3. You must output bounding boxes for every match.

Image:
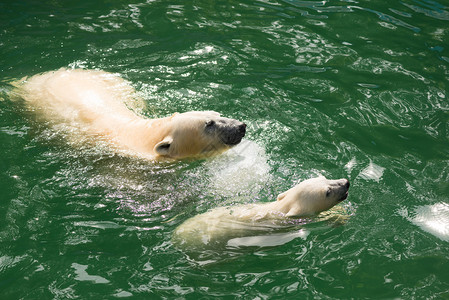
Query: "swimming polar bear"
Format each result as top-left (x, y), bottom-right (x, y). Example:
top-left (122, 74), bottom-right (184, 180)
top-left (13, 68), bottom-right (246, 159)
top-left (173, 176), bottom-right (350, 249)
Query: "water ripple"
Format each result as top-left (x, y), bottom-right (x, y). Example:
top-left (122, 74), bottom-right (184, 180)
top-left (2, 0), bottom-right (449, 298)
top-left (403, 0), bottom-right (449, 21)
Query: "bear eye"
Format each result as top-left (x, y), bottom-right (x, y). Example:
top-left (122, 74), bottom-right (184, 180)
top-left (205, 120), bottom-right (215, 127)
top-left (326, 188), bottom-right (331, 197)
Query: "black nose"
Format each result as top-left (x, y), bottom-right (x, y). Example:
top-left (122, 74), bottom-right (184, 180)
top-left (344, 179), bottom-right (350, 189)
top-left (239, 123), bottom-right (246, 134)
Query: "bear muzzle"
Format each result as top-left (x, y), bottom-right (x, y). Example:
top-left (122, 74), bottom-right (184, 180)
top-left (337, 179), bottom-right (350, 201)
top-left (216, 122), bottom-right (246, 146)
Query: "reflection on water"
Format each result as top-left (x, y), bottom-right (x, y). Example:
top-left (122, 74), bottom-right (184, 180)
top-left (400, 203), bottom-right (449, 242)
top-left (227, 229), bottom-right (309, 248)
top-left (358, 161), bottom-right (385, 182)
top-left (72, 263), bottom-right (110, 284)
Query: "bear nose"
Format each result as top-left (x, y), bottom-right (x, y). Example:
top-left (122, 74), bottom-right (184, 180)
top-left (342, 179), bottom-right (350, 190)
top-left (239, 123), bottom-right (246, 134)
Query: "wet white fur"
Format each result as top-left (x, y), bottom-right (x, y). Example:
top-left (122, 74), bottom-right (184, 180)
top-left (13, 68), bottom-right (239, 159)
top-left (173, 177), bottom-right (349, 248)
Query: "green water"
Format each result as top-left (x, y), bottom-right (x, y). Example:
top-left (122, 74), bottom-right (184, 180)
top-left (1, 0), bottom-right (449, 298)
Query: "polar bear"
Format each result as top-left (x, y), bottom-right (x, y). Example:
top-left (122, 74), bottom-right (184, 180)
top-left (173, 176), bottom-right (350, 249)
top-left (13, 68), bottom-right (246, 159)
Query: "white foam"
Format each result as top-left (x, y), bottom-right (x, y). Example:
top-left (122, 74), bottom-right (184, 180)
top-left (205, 140), bottom-right (270, 198)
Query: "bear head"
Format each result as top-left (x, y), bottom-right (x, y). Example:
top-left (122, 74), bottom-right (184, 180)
top-left (276, 176), bottom-right (350, 217)
top-left (153, 111), bottom-right (246, 159)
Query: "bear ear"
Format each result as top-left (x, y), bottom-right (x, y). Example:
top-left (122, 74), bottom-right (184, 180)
top-left (277, 192), bottom-right (287, 201)
top-left (277, 185), bottom-right (297, 201)
top-left (154, 136), bottom-right (173, 156)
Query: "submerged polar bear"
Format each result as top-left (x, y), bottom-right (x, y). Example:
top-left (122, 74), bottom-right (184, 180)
top-left (173, 176), bottom-right (350, 249)
top-left (13, 69), bottom-right (246, 159)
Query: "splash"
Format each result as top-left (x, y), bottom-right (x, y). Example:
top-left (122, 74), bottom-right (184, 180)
top-left (204, 140), bottom-right (271, 199)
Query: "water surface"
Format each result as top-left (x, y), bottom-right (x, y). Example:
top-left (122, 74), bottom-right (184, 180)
top-left (1, 0), bottom-right (449, 298)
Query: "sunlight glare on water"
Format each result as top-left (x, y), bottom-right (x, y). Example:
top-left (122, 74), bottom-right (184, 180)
top-left (400, 203), bottom-right (449, 242)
